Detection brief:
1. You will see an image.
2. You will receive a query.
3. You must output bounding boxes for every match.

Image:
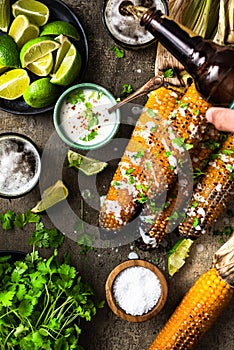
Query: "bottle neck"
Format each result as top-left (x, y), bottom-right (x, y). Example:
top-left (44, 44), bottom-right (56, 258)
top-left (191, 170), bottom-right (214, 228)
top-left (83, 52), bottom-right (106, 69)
top-left (140, 8), bottom-right (207, 74)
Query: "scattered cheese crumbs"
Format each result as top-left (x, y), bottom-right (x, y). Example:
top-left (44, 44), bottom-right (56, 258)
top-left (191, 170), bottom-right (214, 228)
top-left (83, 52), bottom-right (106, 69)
top-left (196, 244), bottom-right (204, 253)
top-left (128, 251), bottom-right (139, 259)
top-left (113, 266), bottom-right (161, 316)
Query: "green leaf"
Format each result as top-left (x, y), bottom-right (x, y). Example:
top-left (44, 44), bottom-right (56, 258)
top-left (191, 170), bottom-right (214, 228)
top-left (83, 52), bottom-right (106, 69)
top-left (110, 45), bottom-right (125, 58)
top-left (18, 299), bottom-right (34, 317)
top-left (164, 68), bottom-right (174, 78)
top-left (14, 213), bottom-right (27, 228)
top-left (26, 210), bottom-right (41, 223)
top-left (121, 83), bottom-right (133, 96)
top-left (0, 210), bottom-right (15, 230)
top-left (67, 89), bottom-right (85, 104)
top-left (0, 290), bottom-right (15, 307)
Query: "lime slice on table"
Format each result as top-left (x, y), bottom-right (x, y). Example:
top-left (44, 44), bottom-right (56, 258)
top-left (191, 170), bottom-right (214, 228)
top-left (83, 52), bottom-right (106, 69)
top-left (23, 77), bottom-right (59, 108)
top-left (0, 0), bottom-right (10, 32)
top-left (51, 44), bottom-right (81, 86)
top-left (40, 20), bottom-right (80, 40)
top-left (53, 35), bottom-right (72, 73)
top-left (9, 14), bottom-right (39, 49)
top-left (31, 180), bottom-right (69, 213)
top-left (67, 150), bottom-right (108, 176)
top-left (27, 52), bottom-right (53, 76)
top-left (0, 69), bottom-right (30, 100)
top-left (12, 0), bottom-right (50, 26)
top-left (0, 34), bottom-right (21, 68)
top-left (20, 36), bottom-right (60, 68)
top-left (167, 238), bottom-right (194, 276)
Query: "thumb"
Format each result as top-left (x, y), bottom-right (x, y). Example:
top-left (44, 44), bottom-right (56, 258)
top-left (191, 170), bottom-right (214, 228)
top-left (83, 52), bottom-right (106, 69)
top-left (206, 107), bottom-right (234, 132)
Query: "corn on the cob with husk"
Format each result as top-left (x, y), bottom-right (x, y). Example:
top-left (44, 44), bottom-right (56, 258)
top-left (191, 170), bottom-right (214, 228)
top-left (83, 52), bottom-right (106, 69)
top-left (138, 125), bottom-right (222, 246)
top-left (179, 132), bottom-right (234, 239)
top-left (99, 86), bottom-right (181, 230)
top-left (99, 83), bottom-right (211, 230)
top-left (147, 233), bottom-right (234, 350)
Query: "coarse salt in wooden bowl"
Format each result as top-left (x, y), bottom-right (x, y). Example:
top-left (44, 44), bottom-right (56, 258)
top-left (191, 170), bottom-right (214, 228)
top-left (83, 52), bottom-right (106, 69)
top-left (105, 259), bottom-right (168, 322)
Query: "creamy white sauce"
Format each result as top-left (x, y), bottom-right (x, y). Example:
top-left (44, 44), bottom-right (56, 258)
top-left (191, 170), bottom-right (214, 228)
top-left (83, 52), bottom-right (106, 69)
top-left (59, 88), bottom-right (118, 147)
top-left (104, 0), bottom-right (167, 46)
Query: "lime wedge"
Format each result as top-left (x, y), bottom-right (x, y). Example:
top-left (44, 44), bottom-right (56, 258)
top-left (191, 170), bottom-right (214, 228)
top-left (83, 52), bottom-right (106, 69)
top-left (40, 20), bottom-right (80, 40)
top-left (9, 14), bottom-right (39, 49)
top-left (0, 0), bottom-right (10, 32)
top-left (0, 69), bottom-right (30, 100)
top-left (31, 180), bottom-right (69, 213)
top-left (67, 150), bottom-right (108, 176)
top-left (50, 44), bottom-right (81, 86)
top-left (167, 238), bottom-right (194, 276)
top-left (0, 34), bottom-right (21, 68)
top-left (20, 36), bottom-right (60, 68)
top-left (53, 35), bottom-right (72, 73)
top-left (27, 52), bottom-right (53, 76)
top-left (23, 77), bottom-right (59, 108)
top-left (12, 0), bottom-right (50, 26)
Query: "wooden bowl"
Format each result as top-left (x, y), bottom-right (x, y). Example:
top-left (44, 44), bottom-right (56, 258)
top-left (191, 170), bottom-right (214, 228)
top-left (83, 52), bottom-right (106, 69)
top-left (105, 259), bottom-right (168, 322)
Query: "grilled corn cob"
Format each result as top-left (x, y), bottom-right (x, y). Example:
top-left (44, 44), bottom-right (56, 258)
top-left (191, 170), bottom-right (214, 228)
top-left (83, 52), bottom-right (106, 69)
top-left (179, 132), bottom-right (234, 239)
top-left (99, 83), bottom-right (210, 230)
top-left (99, 86), bottom-right (180, 229)
top-left (147, 234), bottom-right (234, 350)
top-left (137, 125), bottom-right (222, 246)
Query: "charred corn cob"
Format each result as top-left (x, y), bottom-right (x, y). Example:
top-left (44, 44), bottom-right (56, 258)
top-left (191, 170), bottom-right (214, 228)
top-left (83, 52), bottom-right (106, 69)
top-left (99, 83), bottom-right (210, 230)
top-left (99, 87), bottom-right (180, 229)
top-left (147, 234), bottom-right (234, 350)
top-left (137, 125), bottom-right (222, 246)
top-left (179, 133), bottom-right (234, 239)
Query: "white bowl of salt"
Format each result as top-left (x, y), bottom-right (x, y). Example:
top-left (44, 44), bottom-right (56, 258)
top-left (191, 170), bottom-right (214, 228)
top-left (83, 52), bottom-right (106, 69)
top-left (0, 133), bottom-right (41, 198)
top-left (105, 259), bottom-right (168, 322)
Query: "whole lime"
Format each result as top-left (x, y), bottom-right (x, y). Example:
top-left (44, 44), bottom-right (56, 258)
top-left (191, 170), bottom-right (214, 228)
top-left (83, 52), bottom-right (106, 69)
top-left (23, 77), bottom-right (60, 108)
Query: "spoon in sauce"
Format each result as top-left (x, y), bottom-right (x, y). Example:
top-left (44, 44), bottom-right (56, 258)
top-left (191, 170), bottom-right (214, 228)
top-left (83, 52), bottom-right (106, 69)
top-left (108, 75), bottom-right (164, 113)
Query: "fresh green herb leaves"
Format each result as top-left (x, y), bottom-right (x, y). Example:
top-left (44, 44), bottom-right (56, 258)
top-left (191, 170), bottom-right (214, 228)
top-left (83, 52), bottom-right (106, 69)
top-left (0, 209), bottom-right (40, 230)
top-left (172, 137), bottom-right (194, 151)
top-left (66, 89), bottom-right (85, 104)
top-left (81, 129), bottom-right (98, 142)
top-left (121, 83), bottom-right (133, 96)
top-left (164, 68), bottom-right (174, 78)
top-left (110, 45), bottom-right (125, 58)
top-left (0, 250), bottom-right (99, 348)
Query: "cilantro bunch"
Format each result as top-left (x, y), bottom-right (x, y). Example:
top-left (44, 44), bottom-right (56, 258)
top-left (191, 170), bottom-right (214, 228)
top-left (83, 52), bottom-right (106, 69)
top-left (0, 210), bottom-right (103, 350)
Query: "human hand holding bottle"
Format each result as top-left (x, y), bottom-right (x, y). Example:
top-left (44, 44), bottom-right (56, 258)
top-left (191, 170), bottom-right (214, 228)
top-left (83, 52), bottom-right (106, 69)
top-left (206, 107), bottom-right (234, 132)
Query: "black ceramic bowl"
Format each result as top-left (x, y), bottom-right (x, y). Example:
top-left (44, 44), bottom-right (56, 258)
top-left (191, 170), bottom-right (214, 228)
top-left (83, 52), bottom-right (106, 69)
top-left (0, 0), bottom-right (88, 115)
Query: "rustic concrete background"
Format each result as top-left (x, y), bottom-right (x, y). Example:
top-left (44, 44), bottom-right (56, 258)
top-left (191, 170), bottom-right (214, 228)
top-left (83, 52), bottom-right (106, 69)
top-left (0, 1), bottom-right (234, 349)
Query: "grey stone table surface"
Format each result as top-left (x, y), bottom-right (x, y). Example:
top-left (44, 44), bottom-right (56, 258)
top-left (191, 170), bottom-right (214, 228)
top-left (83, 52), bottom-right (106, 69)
top-left (0, 1), bottom-right (234, 349)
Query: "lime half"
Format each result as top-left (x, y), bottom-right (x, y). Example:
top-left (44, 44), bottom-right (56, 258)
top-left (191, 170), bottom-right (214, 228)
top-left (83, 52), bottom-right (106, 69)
top-left (31, 180), bottom-right (69, 213)
top-left (167, 238), bottom-right (194, 276)
top-left (67, 150), bottom-right (108, 176)
top-left (23, 77), bottom-right (59, 108)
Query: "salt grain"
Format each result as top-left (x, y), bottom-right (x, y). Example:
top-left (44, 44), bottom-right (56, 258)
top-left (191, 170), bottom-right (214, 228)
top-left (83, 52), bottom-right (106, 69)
top-left (113, 266), bottom-right (161, 316)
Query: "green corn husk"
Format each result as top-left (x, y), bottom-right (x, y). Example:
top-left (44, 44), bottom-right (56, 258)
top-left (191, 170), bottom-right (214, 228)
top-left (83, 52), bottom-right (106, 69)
top-left (214, 0), bottom-right (234, 44)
